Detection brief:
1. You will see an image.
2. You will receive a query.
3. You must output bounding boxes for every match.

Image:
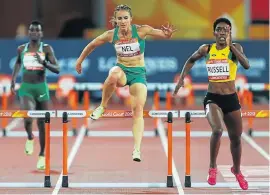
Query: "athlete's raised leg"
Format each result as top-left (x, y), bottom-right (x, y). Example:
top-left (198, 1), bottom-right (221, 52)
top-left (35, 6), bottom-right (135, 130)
top-left (91, 66), bottom-right (127, 120)
top-left (129, 83), bottom-right (147, 162)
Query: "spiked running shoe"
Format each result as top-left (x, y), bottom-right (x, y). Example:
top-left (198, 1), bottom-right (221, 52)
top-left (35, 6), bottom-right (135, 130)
top-left (207, 168), bottom-right (217, 185)
top-left (90, 106), bottom-right (105, 120)
top-left (25, 139), bottom-right (34, 155)
top-left (231, 166), bottom-right (248, 190)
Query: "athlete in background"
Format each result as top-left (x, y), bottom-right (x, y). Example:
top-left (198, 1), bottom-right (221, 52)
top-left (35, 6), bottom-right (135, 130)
top-left (11, 20), bottom-right (60, 170)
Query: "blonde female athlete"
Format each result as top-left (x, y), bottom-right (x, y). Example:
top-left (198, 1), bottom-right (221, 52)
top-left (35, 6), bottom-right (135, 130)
top-left (76, 4), bottom-right (176, 162)
top-left (174, 18), bottom-right (249, 190)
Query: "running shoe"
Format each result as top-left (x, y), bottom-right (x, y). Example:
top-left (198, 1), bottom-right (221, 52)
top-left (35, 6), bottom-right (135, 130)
top-left (37, 156), bottom-right (45, 170)
top-left (90, 106), bottom-right (105, 120)
top-left (25, 139), bottom-right (34, 155)
top-left (132, 149), bottom-right (141, 162)
top-left (207, 167), bottom-right (217, 185)
top-left (231, 166), bottom-right (248, 190)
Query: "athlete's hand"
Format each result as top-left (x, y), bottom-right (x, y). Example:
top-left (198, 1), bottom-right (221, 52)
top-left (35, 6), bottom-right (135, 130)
top-left (226, 28), bottom-right (232, 47)
top-left (161, 22), bottom-right (177, 38)
top-left (173, 78), bottom-right (184, 96)
top-left (75, 61), bottom-right (82, 74)
top-left (10, 82), bottom-right (16, 95)
top-left (35, 52), bottom-right (45, 65)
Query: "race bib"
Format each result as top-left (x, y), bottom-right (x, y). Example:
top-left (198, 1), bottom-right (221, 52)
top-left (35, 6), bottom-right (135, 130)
top-left (206, 59), bottom-right (230, 80)
top-left (23, 52), bottom-right (45, 70)
top-left (114, 38), bottom-right (141, 57)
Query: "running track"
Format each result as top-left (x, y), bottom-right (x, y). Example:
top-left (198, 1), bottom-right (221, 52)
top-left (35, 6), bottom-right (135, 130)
top-left (0, 102), bottom-right (269, 194)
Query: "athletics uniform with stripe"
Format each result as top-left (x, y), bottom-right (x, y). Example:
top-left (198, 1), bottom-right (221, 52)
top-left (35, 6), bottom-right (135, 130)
top-left (203, 43), bottom-right (241, 114)
top-left (18, 42), bottom-right (50, 102)
top-left (112, 24), bottom-right (147, 86)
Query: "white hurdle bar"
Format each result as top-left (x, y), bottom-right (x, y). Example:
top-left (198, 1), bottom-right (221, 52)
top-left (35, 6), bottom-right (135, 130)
top-left (0, 110), bottom-right (268, 119)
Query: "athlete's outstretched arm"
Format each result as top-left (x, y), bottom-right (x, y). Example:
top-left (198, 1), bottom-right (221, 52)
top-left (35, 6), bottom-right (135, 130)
top-left (11, 46), bottom-right (23, 94)
top-left (39, 45), bottom-right (60, 74)
top-left (230, 43), bottom-right (250, 69)
top-left (76, 31), bottom-right (111, 74)
top-left (139, 24), bottom-right (177, 39)
top-left (173, 44), bottom-right (209, 96)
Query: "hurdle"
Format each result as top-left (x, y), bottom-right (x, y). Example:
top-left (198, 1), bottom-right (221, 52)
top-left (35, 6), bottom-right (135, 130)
top-left (0, 109), bottom-right (178, 188)
top-left (181, 109), bottom-right (270, 188)
top-left (0, 110), bottom-right (56, 188)
top-left (0, 109), bottom-right (268, 188)
top-left (58, 109), bottom-right (178, 188)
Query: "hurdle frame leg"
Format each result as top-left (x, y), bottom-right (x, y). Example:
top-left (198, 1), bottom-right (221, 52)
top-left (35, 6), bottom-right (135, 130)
top-left (62, 112), bottom-right (69, 187)
top-left (2, 128), bottom-right (6, 137)
top-left (166, 112), bottom-right (173, 187)
top-left (44, 112), bottom-right (51, 188)
top-left (184, 112), bottom-right (191, 187)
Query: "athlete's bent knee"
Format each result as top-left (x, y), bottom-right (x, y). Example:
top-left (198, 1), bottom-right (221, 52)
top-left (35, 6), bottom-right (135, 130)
top-left (212, 128), bottom-right (223, 139)
top-left (132, 105), bottom-right (144, 118)
top-left (229, 134), bottom-right (241, 147)
top-left (105, 73), bottom-right (119, 86)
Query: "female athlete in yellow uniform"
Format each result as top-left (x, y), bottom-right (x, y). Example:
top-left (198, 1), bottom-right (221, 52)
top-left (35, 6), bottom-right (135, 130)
top-left (174, 18), bottom-right (250, 190)
top-left (76, 4), bottom-right (176, 162)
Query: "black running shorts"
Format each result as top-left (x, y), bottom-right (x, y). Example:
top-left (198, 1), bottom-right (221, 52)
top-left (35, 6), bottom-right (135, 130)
top-left (203, 92), bottom-right (241, 115)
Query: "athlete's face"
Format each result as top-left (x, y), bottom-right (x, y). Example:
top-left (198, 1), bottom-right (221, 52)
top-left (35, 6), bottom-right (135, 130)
top-left (115, 10), bottom-right (132, 31)
top-left (28, 24), bottom-right (43, 41)
top-left (214, 22), bottom-right (230, 45)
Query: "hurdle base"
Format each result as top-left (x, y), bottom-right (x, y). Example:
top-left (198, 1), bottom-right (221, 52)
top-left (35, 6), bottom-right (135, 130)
top-left (154, 128), bottom-right (159, 136)
top-left (184, 175), bottom-right (191, 187)
top-left (85, 128), bottom-right (89, 136)
top-left (248, 128), bottom-right (253, 136)
top-left (2, 129), bottom-right (6, 137)
top-left (44, 176), bottom-right (51, 188)
top-left (72, 128), bottom-right (77, 136)
top-left (166, 175), bottom-right (173, 187)
top-left (155, 128), bottom-right (169, 137)
top-left (62, 175), bottom-right (69, 187)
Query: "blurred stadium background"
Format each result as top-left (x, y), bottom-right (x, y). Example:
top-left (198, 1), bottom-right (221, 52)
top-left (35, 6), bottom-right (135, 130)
top-left (0, 0), bottom-right (269, 108)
